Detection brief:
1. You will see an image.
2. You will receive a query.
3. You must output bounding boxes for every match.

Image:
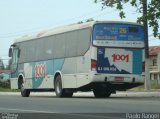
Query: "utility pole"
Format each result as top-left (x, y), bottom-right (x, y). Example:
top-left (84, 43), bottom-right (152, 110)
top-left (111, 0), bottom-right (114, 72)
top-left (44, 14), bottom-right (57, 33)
top-left (143, 0), bottom-right (151, 90)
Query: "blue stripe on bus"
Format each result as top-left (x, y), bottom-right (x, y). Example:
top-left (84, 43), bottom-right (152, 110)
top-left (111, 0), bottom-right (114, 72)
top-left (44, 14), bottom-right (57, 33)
top-left (32, 59), bottom-right (64, 88)
top-left (132, 50), bottom-right (142, 74)
top-left (53, 59), bottom-right (65, 74)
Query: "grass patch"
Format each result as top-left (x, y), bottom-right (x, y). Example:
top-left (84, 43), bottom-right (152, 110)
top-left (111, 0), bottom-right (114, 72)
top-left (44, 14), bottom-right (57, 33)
top-left (0, 80), bottom-right (10, 88)
top-left (0, 87), bottom-right (20, 92)
top-left (0, 80), bottom-right (20, 92)
top-left (151, 83), bottom-right (160, 89)
top-left (130, 81), bottom-right (160, 91)
top-left (130, 85), bottom-right (145, 91)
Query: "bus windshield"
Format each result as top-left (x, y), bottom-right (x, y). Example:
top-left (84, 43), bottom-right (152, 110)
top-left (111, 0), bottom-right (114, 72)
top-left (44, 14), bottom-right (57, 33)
top-left (92, 23), bottom-right (144, 48)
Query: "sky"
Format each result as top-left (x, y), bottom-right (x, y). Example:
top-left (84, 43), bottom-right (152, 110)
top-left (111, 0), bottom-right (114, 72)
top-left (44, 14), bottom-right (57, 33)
top-left (0, 0), bottom-right (160, 66)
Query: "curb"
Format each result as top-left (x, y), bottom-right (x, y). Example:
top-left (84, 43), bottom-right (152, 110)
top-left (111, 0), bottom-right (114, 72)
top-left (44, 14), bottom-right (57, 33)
top-left (0, 91), bottom-right (160, 97)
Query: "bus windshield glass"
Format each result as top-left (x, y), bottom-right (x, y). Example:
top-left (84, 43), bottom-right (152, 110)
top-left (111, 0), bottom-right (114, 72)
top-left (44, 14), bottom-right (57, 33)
top-left (92, 23), bottom-right (144, 48)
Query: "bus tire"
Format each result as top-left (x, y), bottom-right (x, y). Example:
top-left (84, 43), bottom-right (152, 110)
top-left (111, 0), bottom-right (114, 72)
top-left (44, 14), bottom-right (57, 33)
top-left (20, 81), bottom-right (30, 97)
top-left (93, 88), bottom-right (111, 98)
top-left (54, 75), bottom-right (73, 97)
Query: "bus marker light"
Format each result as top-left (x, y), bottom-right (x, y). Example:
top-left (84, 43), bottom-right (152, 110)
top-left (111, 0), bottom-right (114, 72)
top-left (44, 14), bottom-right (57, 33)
top-left (91, 59), bottom-right (97, 71)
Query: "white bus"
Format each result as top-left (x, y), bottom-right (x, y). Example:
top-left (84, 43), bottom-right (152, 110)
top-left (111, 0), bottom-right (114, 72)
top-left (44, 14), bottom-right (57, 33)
top-left (9, 21), bottom-right (145, 98)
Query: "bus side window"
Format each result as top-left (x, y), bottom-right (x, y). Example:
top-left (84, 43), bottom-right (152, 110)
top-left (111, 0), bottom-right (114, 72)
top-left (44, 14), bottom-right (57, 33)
top-left (11, 48), bottom-right (19, 70)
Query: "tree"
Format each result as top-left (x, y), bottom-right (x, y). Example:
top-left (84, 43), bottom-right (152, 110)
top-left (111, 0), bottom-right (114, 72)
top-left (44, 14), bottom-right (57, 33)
top-left (94, 0), bottom-right (160, 39)
top-left (5, 59), bottom-right (12, 70)
top-left (0, 58), bottom-right (4, 70)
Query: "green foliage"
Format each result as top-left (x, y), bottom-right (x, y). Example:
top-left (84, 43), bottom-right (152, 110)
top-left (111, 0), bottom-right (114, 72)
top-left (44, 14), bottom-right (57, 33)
top-left (5, 59), bottom-right (12, 70)
top-left (150, 80), bottom-right (160, 89)
top-left (94, 0), bottom-right (160, 39)
top-left (0, 80), bottom-right (10, 88)
top-left (0, 58), bottom-right (5, 70)
top-left (0, 80), bottom-right (19, 92)
top-left (0, 87), bottom-right (20, 92)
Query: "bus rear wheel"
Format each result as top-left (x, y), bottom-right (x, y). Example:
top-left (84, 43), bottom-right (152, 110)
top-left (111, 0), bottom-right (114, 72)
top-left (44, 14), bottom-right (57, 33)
top-left (20, 81), bottom-right (30, 97)
top-left (54, 75), bottom-right (73, 97)
top-left (93, 86), bottom-right (111, 98)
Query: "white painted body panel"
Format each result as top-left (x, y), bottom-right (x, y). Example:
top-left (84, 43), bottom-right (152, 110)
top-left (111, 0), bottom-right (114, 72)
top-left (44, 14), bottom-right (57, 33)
top-left (10, 78), bottom-right (18, 89)
top-left (10, 21), bottom-right (144, 91)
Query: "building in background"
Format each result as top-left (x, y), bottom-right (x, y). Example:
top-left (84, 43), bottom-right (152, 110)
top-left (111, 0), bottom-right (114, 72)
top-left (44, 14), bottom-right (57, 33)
top-left (149, 46), bottom-right (160, 84)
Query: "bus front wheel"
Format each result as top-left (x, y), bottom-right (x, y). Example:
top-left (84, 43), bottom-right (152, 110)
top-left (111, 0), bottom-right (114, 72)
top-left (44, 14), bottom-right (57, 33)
top-left (54, 75), bottom-right (73, 97)
top-left (20, 81), bottom-right (30, 97)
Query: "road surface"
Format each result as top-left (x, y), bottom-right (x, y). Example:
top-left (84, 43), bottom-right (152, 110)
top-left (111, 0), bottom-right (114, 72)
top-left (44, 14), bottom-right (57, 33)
top-left (0, 91), bottom-right (160, 119)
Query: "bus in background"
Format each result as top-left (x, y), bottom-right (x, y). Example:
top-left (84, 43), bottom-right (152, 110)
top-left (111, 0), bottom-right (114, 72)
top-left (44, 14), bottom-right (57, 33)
top-left (8, 21), bottom-right (145, 98)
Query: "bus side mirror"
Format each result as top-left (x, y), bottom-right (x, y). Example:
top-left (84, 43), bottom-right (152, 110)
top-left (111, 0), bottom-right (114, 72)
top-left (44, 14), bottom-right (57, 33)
top-left (8, 48), bottom-right (12, 57)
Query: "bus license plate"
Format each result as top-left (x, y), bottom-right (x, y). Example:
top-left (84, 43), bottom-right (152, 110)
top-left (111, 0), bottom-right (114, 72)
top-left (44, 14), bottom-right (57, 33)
top-left (115, 77), bottom-right (124, 81)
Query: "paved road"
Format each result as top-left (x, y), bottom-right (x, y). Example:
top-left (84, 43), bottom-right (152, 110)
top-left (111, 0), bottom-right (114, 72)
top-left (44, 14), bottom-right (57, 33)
top-left (0, 91), bottom-right (160, 119)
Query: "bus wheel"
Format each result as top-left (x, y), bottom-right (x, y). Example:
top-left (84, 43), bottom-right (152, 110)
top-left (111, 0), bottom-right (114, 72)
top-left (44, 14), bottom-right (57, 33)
top-left (54, 75), bottom-right (73, 97)
top-left (20, 81), bottom-right (30, 97)
top-left (93, 88), bottom-right (111, 98)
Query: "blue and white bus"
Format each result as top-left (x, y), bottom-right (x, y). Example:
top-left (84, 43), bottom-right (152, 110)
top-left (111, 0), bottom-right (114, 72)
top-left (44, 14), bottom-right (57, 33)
top-left (9, 21), bottom-right (145, 97)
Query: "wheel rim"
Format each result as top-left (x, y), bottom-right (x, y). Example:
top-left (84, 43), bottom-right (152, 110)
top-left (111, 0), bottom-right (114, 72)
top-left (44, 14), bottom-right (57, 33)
top-left (56, 80), bottom-right (61, 94)
top-left (21, 83), bottom-right (25, 92)
top-left (21, 83), bottom-right (24, 91)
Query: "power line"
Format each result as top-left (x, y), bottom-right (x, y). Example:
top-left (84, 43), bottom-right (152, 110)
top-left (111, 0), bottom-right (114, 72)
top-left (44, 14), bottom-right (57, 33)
top-left (0, 59), bottom-right (10, 60)
top-left (0, 7), bottom-right (123, 39)
top-left (0, 9), bottom-right (105, 39)
top-left (0, 3), bottom-right (136, 40)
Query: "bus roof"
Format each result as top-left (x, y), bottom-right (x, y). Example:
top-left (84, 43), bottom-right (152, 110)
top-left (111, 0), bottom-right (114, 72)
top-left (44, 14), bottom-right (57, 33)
top-left (14, 21), bottom-right (142, 43)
